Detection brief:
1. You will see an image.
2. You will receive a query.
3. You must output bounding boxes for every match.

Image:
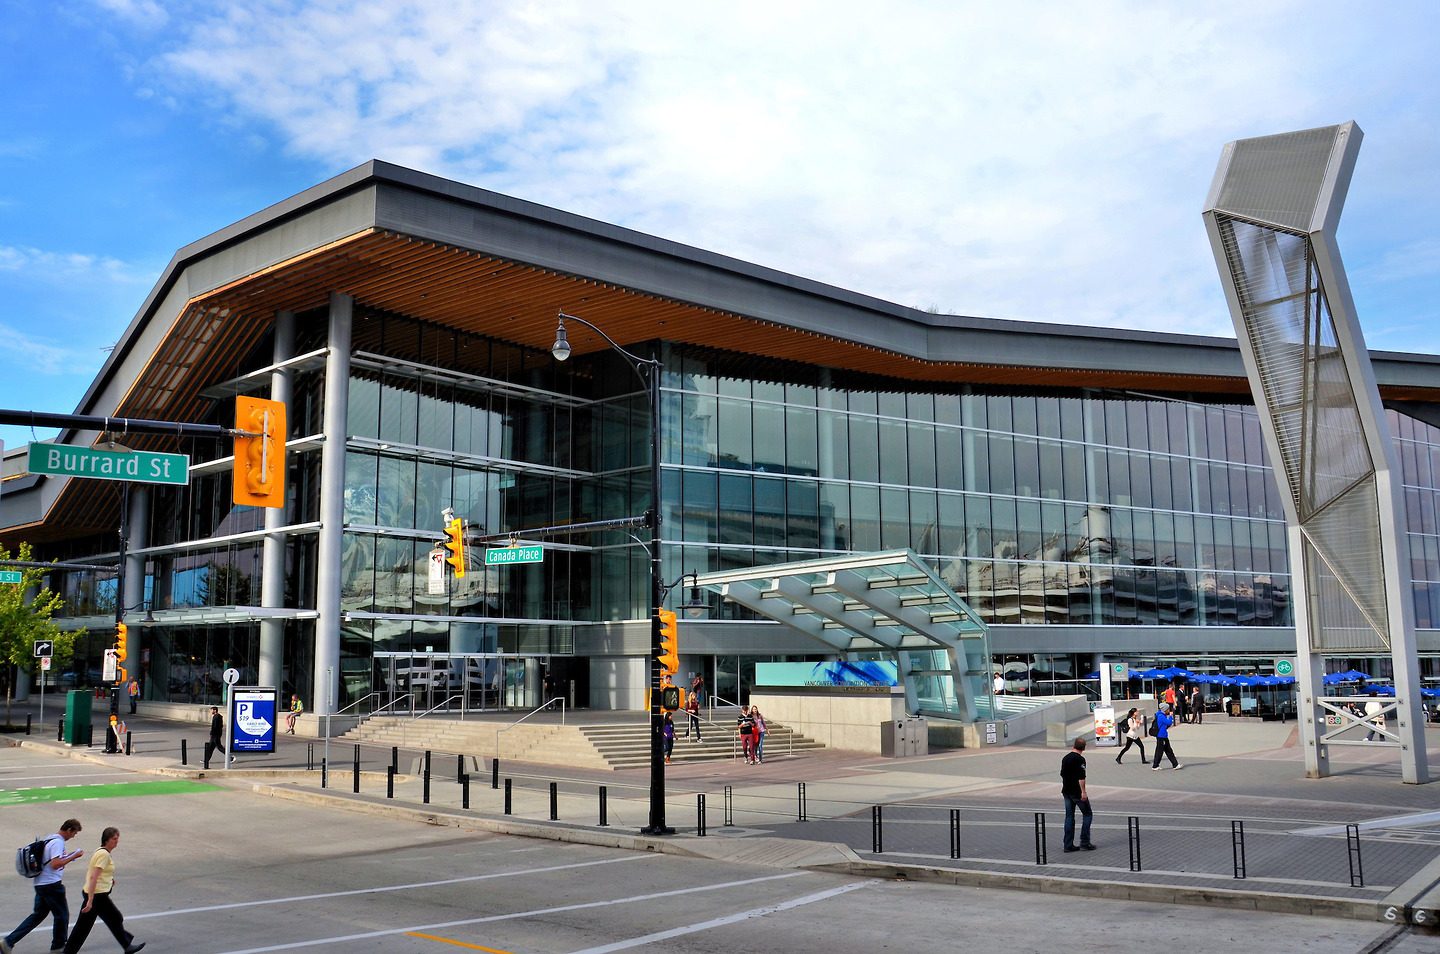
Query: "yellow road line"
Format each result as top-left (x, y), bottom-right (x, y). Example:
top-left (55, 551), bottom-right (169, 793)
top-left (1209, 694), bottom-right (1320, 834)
top-left (405, 931), bottom-right (514, 953)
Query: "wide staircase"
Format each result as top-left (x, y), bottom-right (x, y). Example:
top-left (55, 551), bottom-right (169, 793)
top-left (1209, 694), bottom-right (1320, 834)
top-left (338, 714), bottom-right (823, 770)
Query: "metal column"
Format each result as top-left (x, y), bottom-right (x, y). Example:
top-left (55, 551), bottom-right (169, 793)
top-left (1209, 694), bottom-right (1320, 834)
top-left (313, 294), bottom-right (352, 718)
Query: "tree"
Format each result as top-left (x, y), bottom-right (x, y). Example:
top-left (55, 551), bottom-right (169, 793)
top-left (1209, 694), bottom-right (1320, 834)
top-left (0, 542), bottom-right (82, 728)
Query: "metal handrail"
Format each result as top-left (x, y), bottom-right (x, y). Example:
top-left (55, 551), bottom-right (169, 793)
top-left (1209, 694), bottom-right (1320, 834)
top-left (332, 691), bottom-right (384, 718)
top-left (496, 696), bottom-right (567, 760)
top-left (413, 694), bottom-right (468, 720)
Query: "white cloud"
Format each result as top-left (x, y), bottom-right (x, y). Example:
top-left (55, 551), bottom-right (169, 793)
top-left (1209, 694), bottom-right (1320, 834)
top-left (101, 1), bottom-right (1440, 345)
top-left (0, 321), bottom-right (96, 376)
top-left (0, 245), bottom-right (145, 286)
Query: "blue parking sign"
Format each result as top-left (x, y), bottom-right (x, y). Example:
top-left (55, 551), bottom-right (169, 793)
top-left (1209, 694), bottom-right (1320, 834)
top-left (231, 687), bottom-right (278, 753)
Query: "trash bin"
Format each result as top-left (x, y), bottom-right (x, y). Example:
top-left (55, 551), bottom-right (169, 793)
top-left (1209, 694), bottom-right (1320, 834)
top-left (880, 717), bottom-right (929, 757)
top-left (63, 690), bottom-right (92, 746)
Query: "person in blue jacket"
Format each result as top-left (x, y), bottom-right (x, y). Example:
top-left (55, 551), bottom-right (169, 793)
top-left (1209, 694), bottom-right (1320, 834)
top-left (1150, 702), bottom-right (1183, 771)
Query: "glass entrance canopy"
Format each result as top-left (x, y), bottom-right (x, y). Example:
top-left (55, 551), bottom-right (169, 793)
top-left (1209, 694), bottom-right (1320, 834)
top-left (697, 549), bottom-right (992, 720)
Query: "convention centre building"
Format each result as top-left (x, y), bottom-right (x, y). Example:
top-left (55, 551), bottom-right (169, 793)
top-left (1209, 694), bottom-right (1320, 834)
top-left (2, 161), bottom-right (1438, 717)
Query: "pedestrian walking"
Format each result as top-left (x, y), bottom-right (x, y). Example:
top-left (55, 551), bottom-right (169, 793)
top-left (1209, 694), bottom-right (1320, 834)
top-left (689, 672), bottom-right (705, 708)
top-left (3, 818), bottom-right (84, 954)
top-left (1060, 738), bottom-right (1095, 852)
top-left (62, 827), bottom-right (144, 954)
top-left (683, 691), bottom-right (702, 741)
top-left (284, 694), bottom-right (304, 734)
top-left (203, 706), bottom-right (230, 769)
top-left (737, 705), bottom-right (757, 763)
top-left (751, 706), bottom-right (767, 763)
top-left (1114, 707), bottom-right (1147, 765)
top-left (662, 712), bottom-right (675, 764)
top-left (1150, 702), bottom-right (1182, 770)
top-left (125, 680), bottom-right (139, 716)
top-left (1364, 695), bottom-right (1387, 741)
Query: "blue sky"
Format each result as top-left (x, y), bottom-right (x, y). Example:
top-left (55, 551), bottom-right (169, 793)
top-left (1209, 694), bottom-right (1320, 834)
top-left (2, 1), bottom-right (1438, 451)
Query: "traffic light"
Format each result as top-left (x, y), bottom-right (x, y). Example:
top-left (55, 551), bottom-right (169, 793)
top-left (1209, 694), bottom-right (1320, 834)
top-left (657, 608), bottom-right (679, 676)
top-left (233, 395), bottom-right (287, 508)
top-left (443, 517), bottom-right (466, 578)
top-left (115, 622), bottom-right (128, 664)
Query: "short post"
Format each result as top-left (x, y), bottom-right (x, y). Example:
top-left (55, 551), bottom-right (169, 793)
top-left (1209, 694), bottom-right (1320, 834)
top-left (307, 743), bottom-right (314, 771)
top-left (491, 758), bottom-right (500, 789)
top-left (462, 774), bottom-right (470, 810)
top-left (353, 751), bottom-right (360, 794)
top-left (180, 738), bottom-right (187, 765)
top-left (125, 732), bottom-right (132, 756)
top-left (724, 785), bottom-right (733, 827)
top-left (697, 794), bottom-right (707, 836)
top-left (423, 766), bottom-right (431, 805)
top-left (797, 782), bottom-right (807, 822)
top-left (25, 714), bottom-right (32, 735)
top-left (391, 745), bottom-right (398, 774)
top-left (549, 781), bottom-right (558, 821)
top-left (1128, 816), bottom-right (1142, 872)
top-left (504, 778), bottom-right (512, 815)
top-left (599, 786), bottom-right (609, 827)
top-left (872, 805), bottom-right (883, 854)
top-left (1347, 823), bottom-right (1364, 888)
top-left (1034, 811), bottom-right (1047, 865)
top-left (1231, 820), bottom-right (1246, 879)
top-left (58, 717), bottom-right (64, 742)
top-left (456, 754), bottom-right (464, 783)
top-left (387, 766), bottom-right (395, 799)
top-left (949, 808), bottom-right (961, 860)
top-left (321, 757), bottom-right (328, 789)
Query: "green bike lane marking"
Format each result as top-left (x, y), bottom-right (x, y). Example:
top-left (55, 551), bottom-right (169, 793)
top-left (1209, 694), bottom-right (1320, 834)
top-left (0, 780), bottom-right (218, 806)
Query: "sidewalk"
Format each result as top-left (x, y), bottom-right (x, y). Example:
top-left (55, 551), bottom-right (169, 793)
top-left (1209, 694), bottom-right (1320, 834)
top-left (4, 700), bottom-right (1438, 927)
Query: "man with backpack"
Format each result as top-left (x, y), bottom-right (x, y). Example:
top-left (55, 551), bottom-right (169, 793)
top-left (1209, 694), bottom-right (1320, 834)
top-left (4, 818), bottom-right (84, 954)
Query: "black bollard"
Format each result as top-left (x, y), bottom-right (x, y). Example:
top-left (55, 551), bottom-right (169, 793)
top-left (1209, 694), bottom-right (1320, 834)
top-left (1034, 812), bottom-right (1047, 865)
top-left (1231, 820), bottom-right (1245, 879)
top-left (391, 745), bottom-right (398, 774)
top-left (504, 778), bottom-right (512, 815)
top-left (697, 794), bottom-right (707, 837)
top-left (386, 766), bottom-right (395, 799)
top-left (724, 785), bottom-right (733, 827)
top-left (321, 757), bottom-right (328, 789)
top-left (125, 732), bottom-right (132, 756)
top-left (307, 743), bottom-right (314, 771)
top-left (353, 752), bottom-right (360, 794)
top-left (180, 738), bottom-right (187, 765)
top-left (462, 774), bottom-right (470, 810)
top-left (456, 754), bottom-right (464, 783)
top-left (872, 805), bottom-right (883, 853)
top-left (491, 757), bottom-right (499, 789)
top-left (549, 781), bottom-right (558, 821)
top-left (58, 717), bottom-right (64, 742)
top-left (26, 714), bottom-right (31, 735)
top-left (797, 782), bottom-right (807, 821)
top-left (950, 808), bottom-right (961, 859)
top-left (1129, 816), bottom-right (1142, 872)
top-left (423, 769), bottom-right (430, 805)
top-left (1347, 824), bottom-right (1364, 888)
top-left (599, 786), bottom-right (608, 827)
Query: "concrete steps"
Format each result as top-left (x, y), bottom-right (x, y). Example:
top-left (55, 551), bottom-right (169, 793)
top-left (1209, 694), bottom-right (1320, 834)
top-left (337, 715), bottom-right (824, 770)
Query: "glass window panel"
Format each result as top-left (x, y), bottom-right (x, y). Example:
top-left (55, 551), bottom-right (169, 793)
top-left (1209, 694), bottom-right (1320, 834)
top-left (715, 397), bottom-right (752, 470)
top-left (938, 493), bottom-right (966, 557)
top-left (1206, 408), bottom-right (1227, 463)
top-left (1131, 510), bottom-right (1155, 564)
top-left (1127, 452), bottom-right (1152, 509)
top-left (1039, 440), bottom-right (1064, 500)
top-left (1087, 446), bottom-right (1109, 502)
top-left (987, 395), bottom-right (1013, 433)
top-left (965, 494), bottom-right (992, 559)
top-left (1016, 499), bottom-right (1043, 560)
top-left (418, 388), bottom-right (454, 451)
top-left (1152, 511), bottom-right (1176, 566)
top-left (850, 390), bottom-right (877, 415)
top-left (752, 403), bottom-right (785, 473)
top-left (1225, 409), bottom-right (1247, 462)
top-left (879, 419), bottom-right (908, 486)
top-left (877, 392), bottom-right (907, 419)
top-left (880, 488), bottom-right (910, 549)
top-left (1109, 508), bottom-right (1133, 562)
top-left (1172, 512), bottom-right (1196, 568)
top-left (1425, 535), bottom-right (1440, 582)
top-left (1146, 402), bottom-right (1170, 454)
top-left (961, 393), bottom-right (987, 429)
top-left (1125, 402), bottom-right (1149, 450)
top-left (908, 422), bottom-right (937, 489)
top-left (1060, 397), bottom-right (1084, 441)
top-left (1012, 396), bottom-right (1037, 437)
top-left (966, 429), bottom-right (990, 493)
top-left (1149, 456), bottom-right (1172, 511)
top-left (753, 477), bottom-right (786, 548)
top-left (349, 376), bottom-right (381, 439)
top-left (910, 490), bottom-right (938, 553)
top-left (753, 381), bottom-right (784, 403)
top-left (786, 406), bottom-right (818, 476)
top-left (1213, 519), bottom-right (1235, 570)
top-left (988, 435), bottom-right (1015, 495)
top-left (817, 385), bottom-right (845, 410)
top-left (718, 376), bottom-right (750, 399)
top-left (1037, 398), bottom-right (1062, 439)
top-left (850, 415), bottom-right (880, 483)
top-left (787, 480), bottom-right (820, 550)
top-left (343, 452), bottom-right (379, 524)
top-left (820, 482), bottom-right (850, 551)
top-left (1228, 467), bottom-right (1250, 518)
top-left (907, 392), bottom-right (935, 422)
top-left (1401, 440), bottom-right (1419, 485)
top-left (1063, 503), bottom-right (1089, 558)
top-left (786, 382), bottom-right (817, 407)
top-left (1167, 402), bottom-right (1189, 456)
top-left (1107, 449), bottom-right (1131, 505)
top-left (1172, 456), bottom-right (1193, 512)
top-left (819, 410), bottom-right (849, 481)
top-left (1242, 413), bottom-right (1264, 465)
top-left (1421, 490), bottom-right (1437, 536)
top-left (376, 456), bottom-right (417, 528)
top-left (1210, 464), bottom-right (1231, 515)
top-left (989, 497), bottom-right (1018, 559)
top-left (935, 394), bottom-right (962, 426)
top-left (1188, 405), bottom-right (1209, 459)
top-left (682, 393), bottom-right (718, 466)
top-left (936, 426), bottom-right (964, 491)
top-left (717, 474), bottom-right (753, 545)
top-left (1013, 436), bottom-right (1040, 497)
top-left (379, 381), bottom-right (419, 444)
top-left (850, 485), bottom-right (881, 551)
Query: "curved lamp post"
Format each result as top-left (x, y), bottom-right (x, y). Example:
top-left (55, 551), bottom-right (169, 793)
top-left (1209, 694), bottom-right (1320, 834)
top-left (552, 311), bottom-right (673, 835)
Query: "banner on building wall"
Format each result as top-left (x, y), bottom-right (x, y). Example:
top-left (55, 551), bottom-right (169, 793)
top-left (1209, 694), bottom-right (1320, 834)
top-left (756, 660), bottom-right (898, 688)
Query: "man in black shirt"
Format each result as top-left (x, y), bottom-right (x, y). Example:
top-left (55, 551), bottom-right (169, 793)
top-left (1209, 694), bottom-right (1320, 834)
top-left (1060, 737), bottom-right (1095, 852)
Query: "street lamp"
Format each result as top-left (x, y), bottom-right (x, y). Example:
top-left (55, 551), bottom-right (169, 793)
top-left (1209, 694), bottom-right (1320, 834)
top-left (551, 311), bottom-right (672, 835)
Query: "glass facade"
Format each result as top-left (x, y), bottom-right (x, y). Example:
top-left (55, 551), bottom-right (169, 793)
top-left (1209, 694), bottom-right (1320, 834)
top-left (42, 313), bottom-right (1440, 707)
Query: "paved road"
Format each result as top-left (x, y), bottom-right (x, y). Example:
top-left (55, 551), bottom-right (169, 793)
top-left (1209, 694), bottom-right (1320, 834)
top-left (0, 743), bottom-right (1434, 954)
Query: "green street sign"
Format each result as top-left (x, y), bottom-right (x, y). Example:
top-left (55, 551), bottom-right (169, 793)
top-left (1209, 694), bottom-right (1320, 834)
top-left (485, 545), bottom-right (544, 566)
top-left (0, 570), bottom-right (23, 584)
top-left (28, 443), bottom-right (190, 485)
top-left (1275, 658), bottom-right (1295, 677)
